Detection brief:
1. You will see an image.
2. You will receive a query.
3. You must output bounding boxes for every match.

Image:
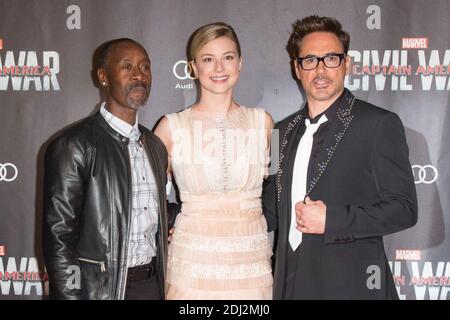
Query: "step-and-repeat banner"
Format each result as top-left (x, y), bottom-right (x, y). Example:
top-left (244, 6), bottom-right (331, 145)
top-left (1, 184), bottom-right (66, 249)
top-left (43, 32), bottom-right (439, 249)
top-left (0, 0), bottom-right (449, 300)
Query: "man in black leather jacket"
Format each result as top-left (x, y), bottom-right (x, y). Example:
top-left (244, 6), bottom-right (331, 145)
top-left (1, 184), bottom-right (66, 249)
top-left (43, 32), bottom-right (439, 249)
top-left (43, 38), bottom-right (174, 299)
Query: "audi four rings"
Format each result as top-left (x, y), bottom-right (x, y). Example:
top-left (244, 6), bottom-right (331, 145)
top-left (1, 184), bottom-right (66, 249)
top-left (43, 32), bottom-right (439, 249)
top-left (412, 165), bottom-right (438, 184)
top-left (0, 163), bottom-right (18, 182)
top-left (172, 60), bottom-right (197, 80)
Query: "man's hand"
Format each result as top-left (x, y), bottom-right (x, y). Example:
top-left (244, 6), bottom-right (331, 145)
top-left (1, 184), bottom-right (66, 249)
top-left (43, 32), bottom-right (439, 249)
top-left (295, 196), bottom-right (327, 234)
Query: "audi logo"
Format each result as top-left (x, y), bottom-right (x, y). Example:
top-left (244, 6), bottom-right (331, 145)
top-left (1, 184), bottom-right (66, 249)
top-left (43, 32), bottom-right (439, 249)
top-left (0, 163), bottom-right (18, 182)
top-left (172, 60), bottom-right (197, 80)
top-left (412, 165), bottom-right (438, 184)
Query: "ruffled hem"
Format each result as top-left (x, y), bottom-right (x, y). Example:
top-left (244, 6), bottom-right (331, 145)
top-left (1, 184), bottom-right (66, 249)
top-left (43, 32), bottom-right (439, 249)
top-left (174, 212), bottom-right (268, 237)
top-left (169, 243), bottom-right (272, 264)
top-left (167, 284), bottom-right (273, 300)
top-left (167, 268), bottom-right (273, 292)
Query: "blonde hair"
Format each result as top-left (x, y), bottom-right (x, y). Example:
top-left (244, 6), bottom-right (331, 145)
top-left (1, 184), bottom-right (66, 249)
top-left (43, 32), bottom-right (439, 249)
top-left (188, 22), bottom-right (241, 62)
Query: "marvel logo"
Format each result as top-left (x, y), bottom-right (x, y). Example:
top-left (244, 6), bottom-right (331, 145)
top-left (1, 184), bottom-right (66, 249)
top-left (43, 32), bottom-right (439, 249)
top-left (0, 38), bottom-right (3, 50)
top-left (395, 249), bottom-right (421, 261)
top-left (0, 245), bottom-right (5, 256)
top-left (402, 37), bottom-right (428, 49)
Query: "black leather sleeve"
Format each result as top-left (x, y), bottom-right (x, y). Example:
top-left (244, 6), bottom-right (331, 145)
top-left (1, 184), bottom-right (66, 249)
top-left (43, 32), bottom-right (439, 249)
top-left (43, 136), bottom-right (89, 299)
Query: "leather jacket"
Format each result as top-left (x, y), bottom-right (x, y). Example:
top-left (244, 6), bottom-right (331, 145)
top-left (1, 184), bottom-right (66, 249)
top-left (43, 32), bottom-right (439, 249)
top-left (43, 112), bottom-right (171, 299)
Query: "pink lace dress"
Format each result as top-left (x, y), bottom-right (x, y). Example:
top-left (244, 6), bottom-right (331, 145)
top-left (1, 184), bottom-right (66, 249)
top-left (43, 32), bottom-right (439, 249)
top-left (165, 106), bottom-right (273, 300)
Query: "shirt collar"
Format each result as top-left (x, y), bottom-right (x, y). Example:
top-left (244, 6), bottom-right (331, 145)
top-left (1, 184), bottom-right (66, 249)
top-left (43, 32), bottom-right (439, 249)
top-left (305, 89), bottom-right (346, 125)
top-left (100, 102), bottom-right (140, 141)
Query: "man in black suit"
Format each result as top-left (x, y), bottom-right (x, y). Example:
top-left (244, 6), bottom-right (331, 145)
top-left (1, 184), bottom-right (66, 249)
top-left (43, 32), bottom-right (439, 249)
top-left (263, 16), bottom-right (417, 299)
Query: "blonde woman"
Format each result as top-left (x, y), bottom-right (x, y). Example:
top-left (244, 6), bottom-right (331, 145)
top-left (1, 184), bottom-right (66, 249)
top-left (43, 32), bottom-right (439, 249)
top-left (155, 22), bottom-right (273, 299)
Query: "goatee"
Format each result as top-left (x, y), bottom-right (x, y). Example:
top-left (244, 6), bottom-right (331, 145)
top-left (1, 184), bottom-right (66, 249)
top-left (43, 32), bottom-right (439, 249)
top-left (126, 82), bottom-right (151, 109)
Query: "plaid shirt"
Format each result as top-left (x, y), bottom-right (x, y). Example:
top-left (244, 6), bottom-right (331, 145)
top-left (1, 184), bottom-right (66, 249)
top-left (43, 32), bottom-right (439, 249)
top-left (100, 103), bottom-right (159, 267)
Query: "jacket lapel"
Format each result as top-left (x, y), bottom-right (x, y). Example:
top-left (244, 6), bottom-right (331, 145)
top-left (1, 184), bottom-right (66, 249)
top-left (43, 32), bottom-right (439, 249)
top-left (305, 91), bottom-right (356, 197)
top-left (141, 132), bottom-right (167, 232)
top-left (276, 110), bottom-right (306, 233)
top-left (277, 111), bottom-right (305, 203)
top-left (141, 132), bottom-right (168, 295)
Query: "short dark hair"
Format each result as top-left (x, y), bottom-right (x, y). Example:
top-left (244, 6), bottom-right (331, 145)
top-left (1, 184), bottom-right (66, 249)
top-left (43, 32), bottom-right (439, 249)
top-left (96, 38), bottom-right (146, 70)
top-left (92, 38), bottom-right (147, 87)
top-left (287, 15), bottom-right (350, 60)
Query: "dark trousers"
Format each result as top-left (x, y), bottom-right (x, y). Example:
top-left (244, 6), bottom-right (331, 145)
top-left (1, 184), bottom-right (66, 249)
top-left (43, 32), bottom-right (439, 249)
top-left (124, 259), bottom-right (162, 300)
top-left (284, 245), bottom-right (300, 300)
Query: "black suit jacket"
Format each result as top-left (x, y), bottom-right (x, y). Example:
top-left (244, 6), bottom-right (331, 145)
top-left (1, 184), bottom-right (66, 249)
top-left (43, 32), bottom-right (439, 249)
top-left (263, 90), bottom-right (418, 299)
